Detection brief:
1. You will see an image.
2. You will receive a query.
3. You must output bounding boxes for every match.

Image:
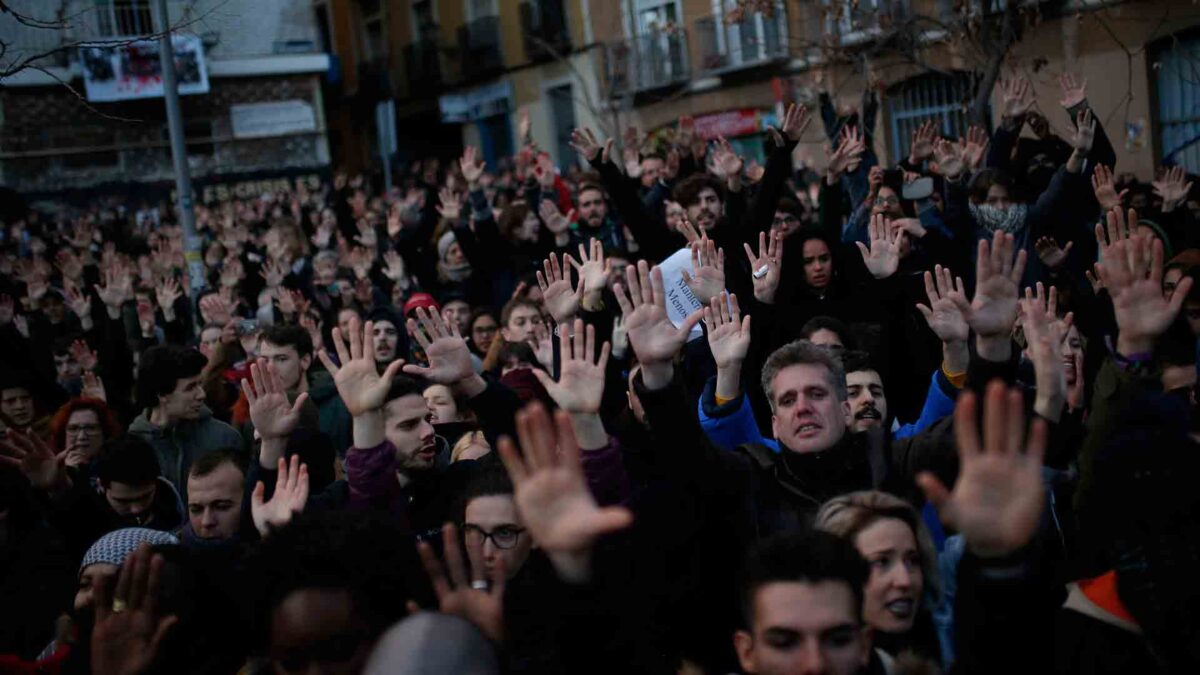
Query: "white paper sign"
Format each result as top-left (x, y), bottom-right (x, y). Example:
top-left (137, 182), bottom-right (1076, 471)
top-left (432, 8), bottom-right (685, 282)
top-left (230, 100), bottom-right (317, 139)
top-left (656, 247), bottom-right (705, 341)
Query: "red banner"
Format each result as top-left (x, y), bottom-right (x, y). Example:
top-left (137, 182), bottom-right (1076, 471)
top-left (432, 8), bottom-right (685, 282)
top-left (691, 109), bottom-right (762, 140)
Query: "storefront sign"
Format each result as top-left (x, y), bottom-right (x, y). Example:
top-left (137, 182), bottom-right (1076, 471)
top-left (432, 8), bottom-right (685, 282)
top-left (80, 34), bottom-right (209, 102)
top-left (439, 81), bottom-right (513, 123)
top-left (230, 100), bottom-right (317, 139)
top-left (692, 108), bottom-right (763, 140)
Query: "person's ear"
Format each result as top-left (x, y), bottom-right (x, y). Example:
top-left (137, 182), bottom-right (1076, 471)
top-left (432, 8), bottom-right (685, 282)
top-left (842, 400), bottom-right (852, 428)
top-left (733, 630), bottom-right (756, 673)
top-left (300, 354), bottom-right (312, 371)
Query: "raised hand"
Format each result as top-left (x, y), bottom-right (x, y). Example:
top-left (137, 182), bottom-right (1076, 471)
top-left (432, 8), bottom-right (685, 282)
top-left (908, 119), bottom-right (937, 164)
top-left (0, 431), bottom-right (67, 490)
top-left (1090, 164), bottom-right (1127, 211)
top-left (251, 455), bottom-right (309, 537)
top-left (91, 545), bottom-right (179, 675)
top-left (916, 265), bottom-right (969, 344)
top-left (242, 358), bottom-right (309, 440)
top-left (382, 249), bottom-right (408, 282)
top-left (536, 252), bottom-right (583, 324)
top-left (917, 381), bottom-right (1046, 558)
top-left (1070, 108), bottom-right (1096, 153)
top-left (569, 127), bottom-right (603, 162)
top-left (1095, 208), bottom-right (1192, 355)
top-left (404, 306), bottom-right (474, 385)
top-left (82, 371), bottom-right (107, 402)
top-left (614, 261), bottom-right (703, 368)
top-left (413, 523), bottom-right (506, 643)
top-left (680, 235), bottom-right (726, 305)
top-left (777, 102), bottom-right (812, 143)
top-left (198, 294), bottom-right (232, 326)
top-left (826, 126), bottom-right (866, 180)
top-left (64, 282), bottom-right (92, 322)
top-left (538, 199), bottom-right (574, 235)
top-left (436, 187), bottom-right (463, 222)
top-left (1034, 236), bottom-right (1074, 269)
top-left (573, 238), bottom-right (611, 299)
top-left (317, 318), bottom-right (405, 417)
top-left (931, 137), bottom-right (966, 180)
top-left (94, 264), bottom-right (132, 311)
top-left (1020, 283), bottom-right (1073, 421)
top-left (70, 338), bottom-right (99, 373)
top-left (958, 233), bottom-right (1026, 339)
top-left (856, 214), bottom-right (903, 279)
top-left (744, 230), bottom-right (783, 304)
top-left (354, 220), bottom-right (378, 249)
top-left (1058, 72), bottom-right (1087, 109)
top-left (705, 292), bottom-right (751, 370)
top-left (962, 126), bottom-right (989, 172)
top-left (532, 319), bottom-right (611, 415)
top-left (1152, 165), bottom-right (1193, 213)
top-left (1000, 76), bottom-right (1034, 119)
top-left (497, 404), bottom-right (633, 581)
top-left (460, 145), bottom-right (486, 186)
top-left (709, 137), bottom-right (744, 180)
top-left (154, 277), bottom-right (181, 315)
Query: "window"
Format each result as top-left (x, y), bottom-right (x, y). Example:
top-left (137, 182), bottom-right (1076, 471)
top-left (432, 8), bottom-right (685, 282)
top-left (358, 0), bottom-right (386, 61)
top-left (708, 0), bottom-right (785, 70)
top-left (97, 0), bottom-right (155, 37)
top-left (886, 72), bottom-right (977, 162)
top-left (1152, 31), bottom-right (1200, 174)
top-left (412, 0), bottom-right (438, 43)
top-left (465, 0), bottom-right (499, 21)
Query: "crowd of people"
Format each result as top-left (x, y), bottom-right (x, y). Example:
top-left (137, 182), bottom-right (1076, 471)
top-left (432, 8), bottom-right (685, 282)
top-left (2, 70), bottom-right (1200, 674)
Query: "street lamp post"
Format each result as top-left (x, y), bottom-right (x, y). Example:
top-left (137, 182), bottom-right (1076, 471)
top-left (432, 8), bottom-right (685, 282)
top-left (153, 0), bottom-right (204, 301)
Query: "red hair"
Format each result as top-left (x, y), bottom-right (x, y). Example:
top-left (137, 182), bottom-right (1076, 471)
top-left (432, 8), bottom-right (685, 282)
top-left (49, 398), bottom-right (121, 452)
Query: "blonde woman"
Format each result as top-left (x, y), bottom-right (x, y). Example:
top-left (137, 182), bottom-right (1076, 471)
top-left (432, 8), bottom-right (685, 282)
top-left (815, 490), bottom-right (943, 671)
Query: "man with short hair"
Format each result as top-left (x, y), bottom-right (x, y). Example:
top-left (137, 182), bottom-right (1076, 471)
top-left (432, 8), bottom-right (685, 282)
top-left (127, 344), bottom-right (243, 497)
top-left (184, 448), bottom-right (246, 543)
top-left (366, 306), bottom-right (407, 371)
top-left (0, 382), bottom-right (35, 431)
top-left (499, 297), bottom-right (545, 344)
top-left (734, 531), bottom-right (873, 675)
top-left (257, 322), bottom-right (350, 464)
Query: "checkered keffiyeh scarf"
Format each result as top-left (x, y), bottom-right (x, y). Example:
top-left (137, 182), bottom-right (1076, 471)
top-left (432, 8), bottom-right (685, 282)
top-left (79, 527), bottom-right (178, 576)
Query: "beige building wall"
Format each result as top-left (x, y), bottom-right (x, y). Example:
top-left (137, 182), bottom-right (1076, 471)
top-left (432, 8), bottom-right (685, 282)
top-left (582, 0), bottom-right (1195, 179)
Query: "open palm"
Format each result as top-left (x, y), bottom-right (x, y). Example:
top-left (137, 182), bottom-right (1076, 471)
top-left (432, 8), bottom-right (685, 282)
top-left (616, 262), bottom-right (700, 365)
top-left (533, 320), bottom-right (610, 415)
top-left (243, 359), bottom-right (308, 439)
top-left (317, 318), bottom-right (403, 416)
top-left (498, 405), bottom-right (632, 556)
top-left (404, 306), bottom-right (474, 385)
top-left (916, 265), bottom-right (969, 343)
top-left (918, 383), bottom-right (1045, 558)
top-left (251, 455), bottom-right (309, 537)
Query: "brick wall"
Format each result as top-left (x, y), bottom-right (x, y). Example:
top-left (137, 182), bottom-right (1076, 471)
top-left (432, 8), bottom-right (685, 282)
top-left (0, 74), bottom-right (328, 194)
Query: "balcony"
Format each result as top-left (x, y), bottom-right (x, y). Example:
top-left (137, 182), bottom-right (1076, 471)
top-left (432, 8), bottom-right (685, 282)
top-left (694, 2), bottom-right (788, 76)
top-left (519, 0), bottom-right (570, 62)
top-left (603, 29), bottom-right (689, 97)
top-left (456, 16), bottom-right (504, 83)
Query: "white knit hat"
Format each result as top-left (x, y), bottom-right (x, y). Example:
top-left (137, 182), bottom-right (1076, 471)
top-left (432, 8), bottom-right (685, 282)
top-left (79, 527), bottom-right (179, 576)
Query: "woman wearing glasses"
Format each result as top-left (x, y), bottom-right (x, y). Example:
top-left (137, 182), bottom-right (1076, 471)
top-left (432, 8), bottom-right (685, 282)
top-left (48, 397), bottom-right (121, 478)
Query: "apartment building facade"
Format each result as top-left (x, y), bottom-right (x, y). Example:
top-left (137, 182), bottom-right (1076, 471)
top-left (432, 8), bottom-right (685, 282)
top-left (0, 0), bottom-right (334, 201)
top-left (587, 0), bottom-right (1199, 178)
top-left (321, 0), bottom-right (607, 175)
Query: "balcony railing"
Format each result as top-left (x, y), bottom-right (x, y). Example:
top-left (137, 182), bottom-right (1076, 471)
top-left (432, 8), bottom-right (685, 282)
top-left (456, 15), bottom-right (504, 82)
top-left (519, 0), bottom-right (570, 62)
top-left (603, 29), bottom-right (689, 97)
top-left (694, 2), bottom-right (788, 75)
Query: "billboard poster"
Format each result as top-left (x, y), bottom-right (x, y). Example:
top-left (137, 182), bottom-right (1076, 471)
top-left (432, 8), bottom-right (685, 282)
top-left (80, 33), bottom-right (209, 102)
